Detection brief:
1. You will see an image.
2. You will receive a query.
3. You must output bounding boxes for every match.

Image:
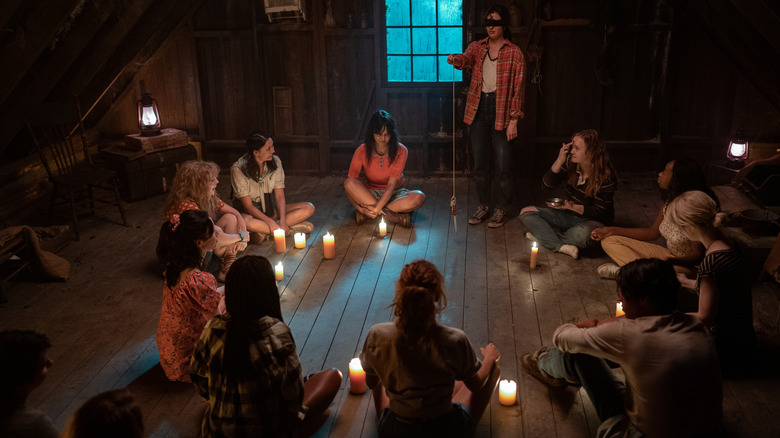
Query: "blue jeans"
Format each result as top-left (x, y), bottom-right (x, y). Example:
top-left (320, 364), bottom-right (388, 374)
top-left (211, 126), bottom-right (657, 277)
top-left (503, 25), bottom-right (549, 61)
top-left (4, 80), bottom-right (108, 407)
top-left (377, 403), bottom-right (471, 438)
top-left (519, 207), bottom-right (602, 251)
top-left (538, 348), bottom-right (625, 422)
top-left (469, 92), bottom-right (513, 209)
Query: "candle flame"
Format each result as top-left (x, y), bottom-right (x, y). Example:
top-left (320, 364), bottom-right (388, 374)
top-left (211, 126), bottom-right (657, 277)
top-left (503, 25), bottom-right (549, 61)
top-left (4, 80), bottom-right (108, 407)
top-left (532, 241), bottom-right (538, 250)
top-left (349, 358), bottom-right (363, 372)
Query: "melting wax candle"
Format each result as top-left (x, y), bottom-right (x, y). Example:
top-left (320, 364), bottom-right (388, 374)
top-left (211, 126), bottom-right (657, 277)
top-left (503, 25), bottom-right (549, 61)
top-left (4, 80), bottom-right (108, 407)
top-left (294, 232), bottom-right (306, 249)
top-left (323, 232), bottom-right (335, 259)
top-left (273, 228), bottom-right (286, 253)
top-left (530, 241), bottom-right (538, 269)
top-left (378, 218), bottom-right (387, 237)
top-left (616, 302), bottom-right (625, 317)
top-left (498, 379), bottom-right (517, 406)
top-left (349, 358), bottom-right (366, 394)
top-left (274, 262), bottom-right (284, 281)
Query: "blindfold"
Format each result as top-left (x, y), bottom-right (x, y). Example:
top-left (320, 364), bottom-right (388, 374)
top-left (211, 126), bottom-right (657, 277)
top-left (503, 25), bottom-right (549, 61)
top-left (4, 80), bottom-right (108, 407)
top-left (483, 18), bottom-right (507, 27)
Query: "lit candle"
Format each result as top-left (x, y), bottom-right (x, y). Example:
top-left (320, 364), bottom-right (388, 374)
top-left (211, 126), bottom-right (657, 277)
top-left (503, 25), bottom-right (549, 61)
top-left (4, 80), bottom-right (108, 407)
top-left (349, 358), bottom-right (366, 394)
top-left (273, 228), bottom-right (286, 253)
top-left (616, 302), bottom-right (625, 317)
top-left (323, 232), bottom-right (336, 259)
top-left (530, 242), bottom-right (538, 269)
top-left (498, 379), bottom-right (517, 406)
top-left (274, 262), bottom-right (284, 281)
top-left (378, 218), bottom-right (387, 237)
top-left (294, 232), bottom-right (306, 249)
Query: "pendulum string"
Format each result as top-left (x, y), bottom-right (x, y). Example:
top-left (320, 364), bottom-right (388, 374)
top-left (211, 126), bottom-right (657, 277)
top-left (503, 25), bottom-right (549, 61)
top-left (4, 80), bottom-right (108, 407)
top-left (450, 64), bottom-right (457, 233)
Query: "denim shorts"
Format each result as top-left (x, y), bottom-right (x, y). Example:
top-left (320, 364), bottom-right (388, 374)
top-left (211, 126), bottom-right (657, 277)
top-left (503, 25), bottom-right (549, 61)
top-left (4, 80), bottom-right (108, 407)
top-left (369, 187), bottom-right (410, 203)
top-left (377, 403), bottom-right (471, 438)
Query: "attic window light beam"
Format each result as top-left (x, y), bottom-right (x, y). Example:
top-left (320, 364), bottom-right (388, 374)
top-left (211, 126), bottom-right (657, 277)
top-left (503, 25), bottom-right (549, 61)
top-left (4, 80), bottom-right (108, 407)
top-left (137, 93), bottom-right (161, 137)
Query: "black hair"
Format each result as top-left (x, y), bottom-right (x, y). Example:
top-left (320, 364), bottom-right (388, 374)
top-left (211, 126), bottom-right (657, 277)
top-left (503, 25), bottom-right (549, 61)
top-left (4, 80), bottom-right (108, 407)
top-left (243, 129), bottom-right (278, 181)
top-left (617, 258), bottom-right (679, 314)
top-left (0, 330), bottom-right (51, 399)
top-left (484, 4), bottom-right (512, 42)
top-left (61, 388), bottom-right (144, 438)
top-left (664, 158), bottom-right (719, 208)
top-left (364, 110), bottom-right (400, 165)
top-left (156, 209), bottom-right (214, 288)
top-left (222, 256), bottom-right (283, 387)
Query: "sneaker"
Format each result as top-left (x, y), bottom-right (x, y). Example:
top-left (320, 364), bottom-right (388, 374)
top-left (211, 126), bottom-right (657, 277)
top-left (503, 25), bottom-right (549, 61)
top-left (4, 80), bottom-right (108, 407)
top-left (248, 232), bottom-right (267, 245)
top-left (525, 232), bottom-right (538, 242)
top-left (469, 204), bottom-right (490, 225)
top-left (558, 244), bottom-right (579, 259)
top-left (487, 207), bottom-right (509, 228)
top-left (382, 208), bottom-right (411, 227)
top-left (597, 262), bottom-right (620, 279)
top-left (290, 221), bottom-right (314, 234)
top-left (521, 347), bottom-right (567, 388)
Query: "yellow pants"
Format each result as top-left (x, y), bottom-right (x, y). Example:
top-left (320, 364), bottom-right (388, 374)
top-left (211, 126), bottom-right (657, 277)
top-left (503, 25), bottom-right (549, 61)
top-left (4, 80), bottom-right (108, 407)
top-left (601, 235), bottom-right (696, 275)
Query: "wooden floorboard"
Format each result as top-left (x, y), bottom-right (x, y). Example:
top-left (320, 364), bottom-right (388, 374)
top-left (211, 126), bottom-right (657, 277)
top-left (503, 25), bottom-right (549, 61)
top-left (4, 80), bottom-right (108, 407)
top-left (1, 173), bottom-right (779, 437)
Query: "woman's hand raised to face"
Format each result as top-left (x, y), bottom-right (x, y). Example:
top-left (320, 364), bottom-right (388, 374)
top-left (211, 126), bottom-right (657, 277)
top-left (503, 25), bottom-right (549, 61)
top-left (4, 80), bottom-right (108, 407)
top-left (556, 142), bottom-right (572, 163)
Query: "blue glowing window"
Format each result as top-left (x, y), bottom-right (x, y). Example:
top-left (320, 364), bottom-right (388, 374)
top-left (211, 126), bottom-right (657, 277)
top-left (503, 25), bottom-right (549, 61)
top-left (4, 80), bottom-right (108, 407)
top-left (386, 0), bottom-right (463, 83)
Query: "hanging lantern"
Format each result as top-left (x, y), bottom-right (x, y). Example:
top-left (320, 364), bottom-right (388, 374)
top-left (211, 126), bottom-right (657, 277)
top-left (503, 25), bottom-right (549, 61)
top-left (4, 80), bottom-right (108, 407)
top-left (726, 129), bottom-right (749, 168)
top-left (137, 92), bottom-right (161, 136)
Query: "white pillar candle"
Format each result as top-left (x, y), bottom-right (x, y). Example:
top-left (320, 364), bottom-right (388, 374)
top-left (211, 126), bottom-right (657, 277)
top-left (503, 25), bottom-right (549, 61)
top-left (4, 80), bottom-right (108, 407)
top-left (274, 262), bottom-right (284, 281)
top-left (294, 232), bottom-right (306, 248)
top-left (498, 379), bottom-right (517, 406)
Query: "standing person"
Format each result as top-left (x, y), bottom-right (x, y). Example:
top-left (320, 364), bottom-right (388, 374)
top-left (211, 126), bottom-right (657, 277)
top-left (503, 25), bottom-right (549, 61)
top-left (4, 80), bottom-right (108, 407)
top-left (591, 158), bottom-right (717, 279)
top-left (447, 4), bottom-right (526, 228)
top-left (666, 190), bottom-right (755, 375)
top-left (521, 258), bottom-right (723, 437)
top-left (518, 129), bottom-right (617, 259)
top-left (61, 388), bottom-right (143, 438)
top-left (156, 210), bottom-right (234, 382)
top-left (191, 256), bottom-right (342, 438)
top-left (344, 110), bottom-right (426, 227)
top-left (164, 160), bottom-right (248, 280)
top-left (360, 260), bottom-right (501, 437)
top-left (0, 330), bottom-right (58, 438)
top-left (231, 130), bottom-right (315, 242)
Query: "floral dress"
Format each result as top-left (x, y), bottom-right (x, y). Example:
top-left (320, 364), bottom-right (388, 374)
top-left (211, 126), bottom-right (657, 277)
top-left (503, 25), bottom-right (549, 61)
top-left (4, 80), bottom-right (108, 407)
top-left (157, 269), bottom-right (221, 382)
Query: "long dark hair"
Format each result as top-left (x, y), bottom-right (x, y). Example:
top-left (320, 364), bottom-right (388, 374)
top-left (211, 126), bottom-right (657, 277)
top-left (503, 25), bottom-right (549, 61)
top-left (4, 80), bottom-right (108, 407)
top-left (364, 110), bottom-right (400, 164)
top-left (663, 158), bottom-right (719, 207)
top-left (565, 129), bottom-right (616, 197)
top-left (242, 130), bottom-right (278, 181)
top-left (222, 256), bottom-right (283, 387)
top-left (484, 4), bottom-right (512, 42)
top-left (393, 260), bottom-right (447, 343)
top-left (156, 209), bottom-right (214, 288)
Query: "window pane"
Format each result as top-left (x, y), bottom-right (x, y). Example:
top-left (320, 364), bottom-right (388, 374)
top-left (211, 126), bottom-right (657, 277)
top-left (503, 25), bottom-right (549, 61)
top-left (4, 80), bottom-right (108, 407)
top-left (412, 1), bottom-right (435, 26)
top-left (438, 0), bottom-right (462, 26)
top-left (386, 0), bottom-right (410, 26)
top-left (412, 28), bottom-right (436, 55)
top-left (413, 56), bottom-right (437, 82)
top-left (387, 28), bottom-right (411, 54)
top-left (438, 56), bottom-right (462, 82)
top-left (438, 27), bottom-right (461, 54)
top-left (388, 56), bottom-right (411, 82)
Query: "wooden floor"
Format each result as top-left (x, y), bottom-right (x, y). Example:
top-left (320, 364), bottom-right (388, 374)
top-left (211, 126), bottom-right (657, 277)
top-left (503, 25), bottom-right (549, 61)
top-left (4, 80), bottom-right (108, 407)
top-left (2, 174), bottom-right (779, 437)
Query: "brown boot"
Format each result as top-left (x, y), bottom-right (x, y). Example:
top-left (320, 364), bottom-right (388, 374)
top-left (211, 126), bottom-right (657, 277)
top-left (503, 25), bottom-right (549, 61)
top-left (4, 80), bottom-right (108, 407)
top-left (218, 253), bottom-right (237, 282)
top-left (382, 208), bottom-right (411, 227)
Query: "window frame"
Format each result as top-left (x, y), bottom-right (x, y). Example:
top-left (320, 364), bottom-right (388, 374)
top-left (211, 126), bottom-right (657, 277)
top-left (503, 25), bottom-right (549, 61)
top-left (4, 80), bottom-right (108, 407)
top-left (381, 0), bottom-right (464, 88)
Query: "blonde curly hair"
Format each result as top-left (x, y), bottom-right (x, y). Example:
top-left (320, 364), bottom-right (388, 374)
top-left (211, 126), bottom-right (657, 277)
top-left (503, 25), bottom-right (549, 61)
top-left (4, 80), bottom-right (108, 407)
top-left (164, 160), bottom-right (220, 219)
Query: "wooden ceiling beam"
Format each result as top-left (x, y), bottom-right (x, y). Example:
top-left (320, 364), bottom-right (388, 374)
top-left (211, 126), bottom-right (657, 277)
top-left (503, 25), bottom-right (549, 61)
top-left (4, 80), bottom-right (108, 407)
top-left (0, 0), bottom-right (82, 109)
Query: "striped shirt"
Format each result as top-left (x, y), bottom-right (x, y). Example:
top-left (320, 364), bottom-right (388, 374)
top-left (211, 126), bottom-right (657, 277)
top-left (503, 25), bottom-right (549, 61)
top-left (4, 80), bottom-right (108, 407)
top-left (696, 247), bottom-right (755, 345)
top-left (542, 167), bottom-right (617, 225)
top-left (453, 37), bottom-right (526, 130)
top-left (190, 315), bottom-right (305, 438)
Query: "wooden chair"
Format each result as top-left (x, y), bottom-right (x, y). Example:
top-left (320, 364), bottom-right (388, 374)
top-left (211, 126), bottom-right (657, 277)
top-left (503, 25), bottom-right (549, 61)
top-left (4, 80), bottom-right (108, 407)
top-left (27, 100), bottom-right (127, 240)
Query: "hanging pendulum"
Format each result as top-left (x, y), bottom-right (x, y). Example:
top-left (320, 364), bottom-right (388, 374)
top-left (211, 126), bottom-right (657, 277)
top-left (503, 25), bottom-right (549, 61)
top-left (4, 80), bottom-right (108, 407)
top-left (451, 64), bottom-right (458, 233)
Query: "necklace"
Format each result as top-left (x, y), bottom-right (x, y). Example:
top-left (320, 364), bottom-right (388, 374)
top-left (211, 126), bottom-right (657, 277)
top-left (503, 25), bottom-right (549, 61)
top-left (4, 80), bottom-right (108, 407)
top-left (487, 50), bottom-right (498, 61)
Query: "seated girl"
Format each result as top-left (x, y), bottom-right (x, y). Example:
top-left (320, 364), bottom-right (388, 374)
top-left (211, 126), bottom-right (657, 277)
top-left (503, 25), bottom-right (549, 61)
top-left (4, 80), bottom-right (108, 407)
top-left (230, 130), bottom-right (315, 240)
top-left (360, 259), bottom-right (500, 437)
top-left (61, 388), bottom-right (143, 438)
top-left (666, 190), bottom-right (755, 375)
top-left (519, 129), bottom-right (617, 259)
top-left (190, 256), bottom-right (342, 437)
top-left (156, 210), bottom-right (235, 382)
top-left (591, 158), bottom-right (717, 279)
top-left (344, 110), bottom-right (425, 227)
top-left (164, 160), bottom-right (247, 279)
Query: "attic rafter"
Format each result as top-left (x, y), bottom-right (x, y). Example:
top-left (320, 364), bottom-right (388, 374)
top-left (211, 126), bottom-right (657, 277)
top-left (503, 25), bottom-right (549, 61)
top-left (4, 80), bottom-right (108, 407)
top-left (0, 0), bottom-right (84, 110)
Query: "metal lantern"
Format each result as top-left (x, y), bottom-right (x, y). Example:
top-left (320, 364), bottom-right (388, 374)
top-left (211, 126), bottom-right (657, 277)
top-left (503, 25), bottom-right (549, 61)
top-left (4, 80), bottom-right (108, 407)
top-left (726, 129), bottom-right (749, 168)
top-left (137, 92), bottom-right (161, 136)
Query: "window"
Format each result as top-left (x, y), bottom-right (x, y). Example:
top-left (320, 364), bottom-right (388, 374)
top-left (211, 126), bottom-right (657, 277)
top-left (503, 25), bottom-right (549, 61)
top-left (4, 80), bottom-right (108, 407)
top-left (385, 0), bottom-right (463, 83)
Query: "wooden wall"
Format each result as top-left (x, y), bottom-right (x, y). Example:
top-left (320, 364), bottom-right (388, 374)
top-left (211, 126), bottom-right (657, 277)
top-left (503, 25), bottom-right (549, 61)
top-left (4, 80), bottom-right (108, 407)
top-left (92, 0), bottom-right (780, 177)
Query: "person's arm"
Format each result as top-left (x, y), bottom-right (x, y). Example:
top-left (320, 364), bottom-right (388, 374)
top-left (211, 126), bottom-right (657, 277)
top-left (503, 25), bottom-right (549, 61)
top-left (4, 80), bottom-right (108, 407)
top-left (666, 242), bottom-right (706, 266)
top-left (239, 195), bottom-right (278, 230)
top-left (447, 40), bottom-right (481, 70)
top-left (580, 176), bottom-right (617, 222)
top-left (688, 276), bottom-right (720, 326)
top-left (592, 208), bottom-right (664, 241)
top-left (372, 177), bottom-right (398, 214)
top-left (506, 48), bottom-right (526, 141)
top-left (463, 343), bottom-right (500, 393)
top-left (274, 187), bottom-right (289, 234)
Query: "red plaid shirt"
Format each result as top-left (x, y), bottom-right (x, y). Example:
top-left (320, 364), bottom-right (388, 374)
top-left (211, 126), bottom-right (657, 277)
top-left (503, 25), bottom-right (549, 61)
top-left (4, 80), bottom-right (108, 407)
top-left (453, 37), bottom-right (526, 130)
